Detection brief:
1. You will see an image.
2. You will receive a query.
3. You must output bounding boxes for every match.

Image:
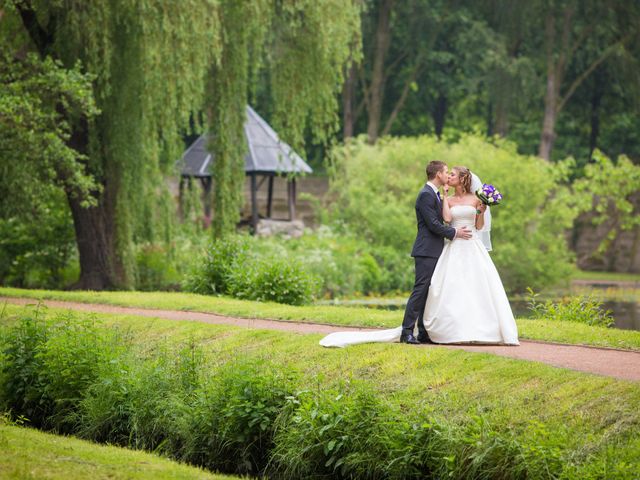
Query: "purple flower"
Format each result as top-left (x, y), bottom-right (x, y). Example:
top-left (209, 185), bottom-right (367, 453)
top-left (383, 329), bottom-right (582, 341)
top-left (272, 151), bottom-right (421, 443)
top-left (475, 183), bottom-right (503, 206)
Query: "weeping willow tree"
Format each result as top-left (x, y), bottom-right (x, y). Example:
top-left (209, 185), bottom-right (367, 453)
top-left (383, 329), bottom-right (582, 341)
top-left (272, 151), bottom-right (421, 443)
top-left (209, 0), bottom-right (362, 237)
top-left (5, 0), bottom-right (360, 289)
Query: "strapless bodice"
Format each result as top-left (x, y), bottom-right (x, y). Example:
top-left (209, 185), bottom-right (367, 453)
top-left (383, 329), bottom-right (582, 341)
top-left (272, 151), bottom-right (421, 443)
top-left (449, 205), bottom-right (477, 230)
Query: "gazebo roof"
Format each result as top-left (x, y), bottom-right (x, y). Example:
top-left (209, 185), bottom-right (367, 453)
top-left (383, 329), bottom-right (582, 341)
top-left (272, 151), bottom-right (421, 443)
top-left (180, 105), bottom-right (312, 177)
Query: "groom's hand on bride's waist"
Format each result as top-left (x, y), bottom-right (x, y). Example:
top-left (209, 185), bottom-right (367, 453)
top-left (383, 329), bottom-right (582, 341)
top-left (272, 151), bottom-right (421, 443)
top-left (455, 226), bottom-right (472, 239)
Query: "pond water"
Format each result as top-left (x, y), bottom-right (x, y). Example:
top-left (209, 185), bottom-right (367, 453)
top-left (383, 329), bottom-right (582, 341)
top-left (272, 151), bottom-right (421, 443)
top-left (319, 297), bottom-right (640, 331)
top-left (509, 300), bottom-right (639, 331)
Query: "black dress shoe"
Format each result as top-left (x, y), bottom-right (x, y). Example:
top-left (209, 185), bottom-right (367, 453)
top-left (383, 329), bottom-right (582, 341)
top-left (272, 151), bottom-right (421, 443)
top-left (399, 334), bottom-right (420, 345)
top-left (417, 334), bottom-right (435, 344)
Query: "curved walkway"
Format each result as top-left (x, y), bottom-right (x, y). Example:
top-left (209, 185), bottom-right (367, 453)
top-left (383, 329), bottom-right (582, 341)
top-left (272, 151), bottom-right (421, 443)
top-left (2, 296), bottom-right (639, 382)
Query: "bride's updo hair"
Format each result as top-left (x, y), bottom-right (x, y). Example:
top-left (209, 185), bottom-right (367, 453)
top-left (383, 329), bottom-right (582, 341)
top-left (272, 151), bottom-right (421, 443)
top-left (453, 166), bottom-right (472, 193)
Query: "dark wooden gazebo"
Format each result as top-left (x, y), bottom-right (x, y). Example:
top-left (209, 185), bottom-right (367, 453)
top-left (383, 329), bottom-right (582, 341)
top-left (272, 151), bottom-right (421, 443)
top-left (178, 106), bottom-right (312, 230)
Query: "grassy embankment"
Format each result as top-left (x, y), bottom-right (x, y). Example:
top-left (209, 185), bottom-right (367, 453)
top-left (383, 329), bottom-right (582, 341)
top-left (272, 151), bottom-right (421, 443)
top-left (0, 419), bottom-right (235, 479)
top-left (2, 287), bottom-right (640, 351)
top-left (1, 302), bottom-right (639, 478)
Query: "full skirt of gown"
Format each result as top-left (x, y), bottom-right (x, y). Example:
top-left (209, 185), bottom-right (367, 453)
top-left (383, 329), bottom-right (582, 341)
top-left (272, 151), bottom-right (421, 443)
top-left (423, 205), bottom-right (518, 345)
top-left (320, 205), bottom-right (518, 347)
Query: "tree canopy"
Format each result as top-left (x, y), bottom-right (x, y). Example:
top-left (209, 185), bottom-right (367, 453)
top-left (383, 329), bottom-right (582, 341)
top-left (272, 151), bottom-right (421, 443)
top-left (344, 0), bottom-right (640, 163)
top-left (1, 0), bottom-right (361, 289)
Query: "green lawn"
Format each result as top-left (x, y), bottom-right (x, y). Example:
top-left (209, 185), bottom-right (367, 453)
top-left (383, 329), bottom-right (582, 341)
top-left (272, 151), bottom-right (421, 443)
top-left (0, 420), bottom-right (235, 480)
top-left (1, 302), bottom-right (639, 478)
top-left (571, 269), bottom-right (640, 283)
top-left (2, 287), bottom-right (640, 351)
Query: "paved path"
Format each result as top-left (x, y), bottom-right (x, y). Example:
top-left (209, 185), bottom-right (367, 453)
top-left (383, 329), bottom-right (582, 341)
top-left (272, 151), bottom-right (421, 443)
top-left (3, 296), bottom-right (640, 382)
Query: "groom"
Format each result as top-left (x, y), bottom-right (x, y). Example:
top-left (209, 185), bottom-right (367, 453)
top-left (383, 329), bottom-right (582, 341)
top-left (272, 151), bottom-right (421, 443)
top-left (400, 161), bottom-right (471, 344)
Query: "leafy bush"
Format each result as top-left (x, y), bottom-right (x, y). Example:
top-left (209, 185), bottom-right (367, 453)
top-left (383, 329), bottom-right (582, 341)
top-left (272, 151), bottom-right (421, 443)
top-left (182, 235), bottom-right (251, 295)
top-left (0, 308), bottom-right (123, 432)
top-left (182, 359), bottom-right (295, 475)
top-left (0, 309), bottom-right (574, 479)
top-left (328, 134), bottom-right (579, 293)
top-left (184, 235), bottom-right (319, 305)
top-left (229, 255), bottom-right (319, 305)
top-left (0, 308), bottom-right (49, 426)
top-left (72, 355), bottom-right (132, 445)
top-left (270, 383), bottom-right (397, 479)
top-left (135, 243), bottom-right (182, 291)
top-left (526, 288), bottom-right (614, 327)
top-left (282, 226), bottom-right (413, 296)
top-left (184, 228), bottom-right (413, 302)
top-left (0, 193), bottom-right (77, 289)
top-left (76, 341), bottom-right (202, 452)
top-left (269, 382), bottom-right (563, 480)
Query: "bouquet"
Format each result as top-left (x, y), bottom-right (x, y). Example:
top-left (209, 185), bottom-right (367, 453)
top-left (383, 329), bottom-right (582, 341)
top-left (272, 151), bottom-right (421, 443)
top-left (475, 184), bottom-right (503, 206)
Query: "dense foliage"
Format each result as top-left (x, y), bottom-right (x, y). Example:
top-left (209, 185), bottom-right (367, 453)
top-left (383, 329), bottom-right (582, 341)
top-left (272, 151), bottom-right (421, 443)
top-left (0, 50), bottom-right (98, 215)
top-left (183, 229), bottom-right (415, 303)
top-left (526, 288), bottom-right (614, 327)
top-left (328, 134), bottom-right (580, 293)
top-left (183, 235), bottom-right (319, 305)
top-left (0, 192), bottom-right (77, 288)
top-left (347, 0), bottom-right (640, 163)
top-left (0, 0), bottom-right (361, 289)
top-left (4, 308), bottom-right (632, 479)
top-left (1, 1), bottom-right (638, 293)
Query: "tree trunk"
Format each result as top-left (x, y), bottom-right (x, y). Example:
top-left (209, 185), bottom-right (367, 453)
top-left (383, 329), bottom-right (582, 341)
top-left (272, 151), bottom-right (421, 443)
top-left (538, 12), bottom-right (559, 161)
top-left (494, 94), bottom-right (509, 137)
top-left (366, 0), bottom-right (394, 144)
top-left (589, 71), bottom-right (605, 158)
top-left (65, 119), bottom-right (127, 290)
top-left (486, 101), bottom-right (494, 137)
top-left (342, 62), bottom-right (356, 139)
top-left (67, 193), bottom-right (122, 290)
top-left (381, 58), bottom-right (423, 137)
top-left (433, 94), bottom-right (447, 140)
top-left (538, 72), bottom-right (557, 161)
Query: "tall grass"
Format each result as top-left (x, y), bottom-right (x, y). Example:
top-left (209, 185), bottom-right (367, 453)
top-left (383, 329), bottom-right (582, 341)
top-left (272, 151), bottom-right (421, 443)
top-left (0, 307), bottom-right (630, 479)
top-left (0, 307), bottom-right (124, 432)
top-left (181, 358), bottom-right (296, 475)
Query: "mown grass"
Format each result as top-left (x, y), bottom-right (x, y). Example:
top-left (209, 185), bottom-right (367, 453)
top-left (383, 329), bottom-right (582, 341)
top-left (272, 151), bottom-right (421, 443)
top-left (571, 270), bottom-right (640, 283)
top-left (0, 420), bottom-right (235, 479)
top-left (1, 303), bottom-right (639, 478)
top-left (2, 287), bottom-right (640, 351)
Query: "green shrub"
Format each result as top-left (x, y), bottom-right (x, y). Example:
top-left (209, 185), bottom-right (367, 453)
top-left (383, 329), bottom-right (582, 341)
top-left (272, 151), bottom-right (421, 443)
top-left (328, 134), bottom-right (579, 293)
top-left (182, 235), bottom-right (251, 295)
top-left (0, 308), bottom-right (49, 426)
top-left (73, 356), bottom-right (132, 445)
top-left (526, 288), bottom-right (614, 327)
top-left (439, 415), bottom-right (563, 480)
top-left (135, 243), bottom-right (181, 291)
top-left (230, 255), bottom-right (319, 305)
top-left (76, 340), bottom-right (203, 451)
top-left (0, 308), bottom-right (123, 432)
top-left (0, 193), bottom-right (77, 289)
top-left (270, 383), bottom-right (399, 479)
top-left (182, 359), bottom-right (295, 475)
top-left (184, 235), bottom-right (319, 305)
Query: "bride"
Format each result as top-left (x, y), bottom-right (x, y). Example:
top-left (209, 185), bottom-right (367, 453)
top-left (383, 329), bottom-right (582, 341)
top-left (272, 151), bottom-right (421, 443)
top-left (320, 166), bottom-right (519, 348)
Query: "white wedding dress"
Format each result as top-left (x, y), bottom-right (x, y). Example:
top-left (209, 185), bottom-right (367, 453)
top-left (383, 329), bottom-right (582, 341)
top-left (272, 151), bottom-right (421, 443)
top-left (319, 205), bottom-right (519, 347)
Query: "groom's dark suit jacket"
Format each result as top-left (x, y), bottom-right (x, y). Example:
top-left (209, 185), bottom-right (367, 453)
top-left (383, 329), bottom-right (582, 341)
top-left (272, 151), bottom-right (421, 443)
top-left (411, 184), bottom-right (456, 258)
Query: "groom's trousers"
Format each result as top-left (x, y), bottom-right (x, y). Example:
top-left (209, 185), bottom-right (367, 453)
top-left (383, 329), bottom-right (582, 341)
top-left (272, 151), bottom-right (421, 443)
top-left (402, 256), bottom-right (438, 337)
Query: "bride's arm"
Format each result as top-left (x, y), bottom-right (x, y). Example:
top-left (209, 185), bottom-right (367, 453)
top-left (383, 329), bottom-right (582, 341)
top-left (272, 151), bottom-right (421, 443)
top-left (475, 200), bottom-right (486, 230)
top-left (442, 185), bottom-right (452, 222)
